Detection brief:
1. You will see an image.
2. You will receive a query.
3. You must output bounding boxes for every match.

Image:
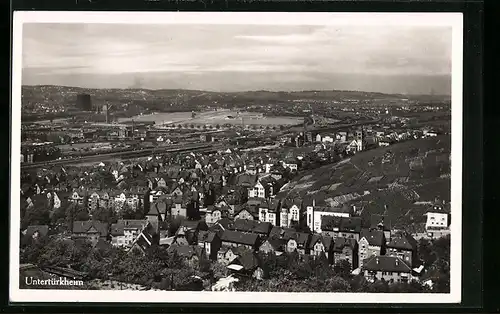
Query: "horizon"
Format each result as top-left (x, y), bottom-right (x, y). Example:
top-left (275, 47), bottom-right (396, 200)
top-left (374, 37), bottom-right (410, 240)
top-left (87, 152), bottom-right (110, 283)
top-left (22, 23), bottom-right (452, 95)
top-left (21, 84), bottom-right (451, 97)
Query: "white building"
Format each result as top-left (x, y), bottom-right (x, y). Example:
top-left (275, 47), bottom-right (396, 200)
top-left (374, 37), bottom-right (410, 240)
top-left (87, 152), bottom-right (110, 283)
top-left (248, 181), bottom-right (265, 199)
top-left (306, 202), bottom-right (352, 233)
top-left (425, 212), bottom-right (449, 230)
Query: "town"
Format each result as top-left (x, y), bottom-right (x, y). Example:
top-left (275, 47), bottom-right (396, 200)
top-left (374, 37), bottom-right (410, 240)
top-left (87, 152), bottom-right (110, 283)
top-left (19, 88), bottom-right (451, 293)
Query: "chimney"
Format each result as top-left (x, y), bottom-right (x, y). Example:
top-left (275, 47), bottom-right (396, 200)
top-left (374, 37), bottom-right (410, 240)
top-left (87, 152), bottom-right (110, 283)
top-left (376, 257), bottom-right (379, 264)
top-left (312, 199), bottom-right (316, 207)
top-left (395, 259), bottom-right (399, 266)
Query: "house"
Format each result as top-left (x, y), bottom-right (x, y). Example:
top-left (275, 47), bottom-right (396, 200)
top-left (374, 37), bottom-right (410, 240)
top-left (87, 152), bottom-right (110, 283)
top-left (279, 200), bottom-right (301, 228)
top-left (170, 197), bottom-right (187, 218)
top-left (362, 255), bottom-right (414, 283)
top-left (259, 237), bottom-right (287, 256)
top-left (425, 205), bottom-right (450, 236)
top-left (217, 246), bottom-right (251, 265)
top-left (110, 219), bottom-right (150, 248)
top-left (248, 180), bottom-right (265, 199)
top-left (97, 191), bottom-right (111, 210)
top-left (321, 216), bottom-right (362, 241)
top-left (234, 206), bottom-right (258, 221)
top-left (306, 200), bottom-right (352, 233)
top-left (258, 199), bottom-right (281, 226)
top-left (197, 230), bottom-right (222, 260)
top-left (220, 230), bottom-right (260, 251)
top-left (70, 190), bottom-right (86, 206)
top-left (282, 161), bottom-right (298, 172)
top-left (229, 219), bottom-right (273, 238)
top-left (227, 251), bottom-right (264, 280)
top-left (358, 229), bottom-right (386, 268)
top-left (176, 220), bottom-right (209, 243)
top-left (386, 233), bottom-right (418, 267)
top-left (268, 226), bottom-right (310, 256)
top-left (308, 234), bottom-right (334, 264)
top-left (72, 221), bottom-right (109, 246)
top-left (333, 237), bottom-right (358, 270)
top-left (205, 206), bottom-right (223, 225)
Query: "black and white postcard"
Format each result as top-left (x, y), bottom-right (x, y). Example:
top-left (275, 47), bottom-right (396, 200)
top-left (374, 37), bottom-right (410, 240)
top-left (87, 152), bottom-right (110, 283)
top-left (10, 11), bottom-right (463, 303)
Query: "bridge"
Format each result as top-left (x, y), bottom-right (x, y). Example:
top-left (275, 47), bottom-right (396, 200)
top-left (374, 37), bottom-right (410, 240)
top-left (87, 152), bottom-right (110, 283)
top-left (21, 143), bottom-right (223, 170)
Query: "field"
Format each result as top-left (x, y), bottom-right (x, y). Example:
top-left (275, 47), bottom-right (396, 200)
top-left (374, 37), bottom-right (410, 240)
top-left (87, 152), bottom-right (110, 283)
top-left (277, 135), bottom-right (451, 232)
top-left (118, 110), bottom-right (303, 126)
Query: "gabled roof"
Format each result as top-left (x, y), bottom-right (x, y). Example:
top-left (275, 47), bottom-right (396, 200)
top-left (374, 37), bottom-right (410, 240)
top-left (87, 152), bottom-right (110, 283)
top-left (261, 236), bottom-right (287, 251)
top-left (72, 221), bottom-right (108, 237)
top-left (360, 229), bottom-right (385, 247)
top-left (231, 251), bottom-right (261, 271)
top-left (230, 219), bottom-right (272, 235)
top-left (387, 233), bottom-right (417, 251)
top-left (220, 230), bottom-right (260, 247)
top-left (236, 174), bottom-right (258, 187)
top-left (111, 219), bottom-right (149, 236)
top-left (362, 255), bottom-right (412, 273)
top-left (268, 226), bottom-right (310, 248)
top-left (147, 200), bottom-right (168, 216)
top-left (197, 230), bottom-right (218, 243)
top-left (308, 234), bottom-right (333, 250)
top-left (167, 244), bottom-right (202, 259)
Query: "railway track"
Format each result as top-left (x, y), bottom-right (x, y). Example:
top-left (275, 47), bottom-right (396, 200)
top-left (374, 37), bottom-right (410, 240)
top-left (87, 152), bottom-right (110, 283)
top-left (21, 143), bottom-right (222, 170)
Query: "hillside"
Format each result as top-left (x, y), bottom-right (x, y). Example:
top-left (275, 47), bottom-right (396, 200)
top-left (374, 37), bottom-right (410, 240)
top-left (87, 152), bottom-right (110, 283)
top-left (277, 135), bottom-right (451, 233)
top-left (21, 85), bottom-right (450, 112)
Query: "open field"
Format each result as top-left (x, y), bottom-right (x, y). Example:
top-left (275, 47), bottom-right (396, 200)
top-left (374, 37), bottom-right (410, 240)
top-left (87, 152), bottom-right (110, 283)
top-left (119, 110), bottom-right (303, 126)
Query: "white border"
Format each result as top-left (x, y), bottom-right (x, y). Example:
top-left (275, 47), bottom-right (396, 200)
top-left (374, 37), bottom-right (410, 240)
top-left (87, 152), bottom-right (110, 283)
top-left (10, 11), bottom-right (463, 304)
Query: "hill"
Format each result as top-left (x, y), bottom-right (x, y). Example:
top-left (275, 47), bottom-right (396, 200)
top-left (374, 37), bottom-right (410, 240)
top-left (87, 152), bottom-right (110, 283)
top-left (277, 135), bottom-right (451, 233)
top-left (21, 85), bottom-right (450, 113)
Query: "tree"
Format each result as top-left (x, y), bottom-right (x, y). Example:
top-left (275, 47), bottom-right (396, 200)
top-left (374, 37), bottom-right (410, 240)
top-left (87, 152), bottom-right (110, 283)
top-left (66, 203), bottom-right (90, 225)
top-left (168, 216), bottom-right (185, 236)
top-left (210, 261), bottom-right (229, 281)
top-left (215, 124), bottom-right (220, 129)
top-left (325, 276), bottom-right (351, 292)
top-left (418, 238), bottom-right (436, 267)
top-left (234, 186), bottom-right (248, 205)
top-left (197, 251), bottom-right (211, 273)
top-left (333, 260), bottom-right (352, 279)
top-left (367, 278), bottom-right (390, 293)
top-left (92, 206), bottom-right (118, 224)
top-left (122, 203), bottom-right (144, 220)
top-left (21, 202), bottom-right (51, 230)
top-left (279, 125), bottom-right (284, 131)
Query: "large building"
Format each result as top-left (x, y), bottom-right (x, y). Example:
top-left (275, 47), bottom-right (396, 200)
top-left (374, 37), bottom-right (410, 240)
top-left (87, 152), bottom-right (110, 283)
top-left (76, 94), bottom-right (92, 111)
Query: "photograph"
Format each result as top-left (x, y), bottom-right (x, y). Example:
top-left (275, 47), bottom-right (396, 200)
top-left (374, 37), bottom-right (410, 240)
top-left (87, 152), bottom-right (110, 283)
top-left (10, 11), bottom-right (463, 303)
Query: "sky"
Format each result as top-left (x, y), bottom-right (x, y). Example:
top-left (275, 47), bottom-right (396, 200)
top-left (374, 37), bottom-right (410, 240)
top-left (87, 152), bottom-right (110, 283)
top-left (21, 23), bottom-right (452, 95)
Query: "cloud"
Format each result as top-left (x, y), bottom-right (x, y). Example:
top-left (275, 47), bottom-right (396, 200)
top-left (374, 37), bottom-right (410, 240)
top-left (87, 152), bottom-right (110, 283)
top-left (21, 23), bottom-right (452, 92)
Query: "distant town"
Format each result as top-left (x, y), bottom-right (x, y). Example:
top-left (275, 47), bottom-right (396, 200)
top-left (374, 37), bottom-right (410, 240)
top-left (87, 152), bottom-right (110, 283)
top-left (19, 85), bottom-right (451, 293)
